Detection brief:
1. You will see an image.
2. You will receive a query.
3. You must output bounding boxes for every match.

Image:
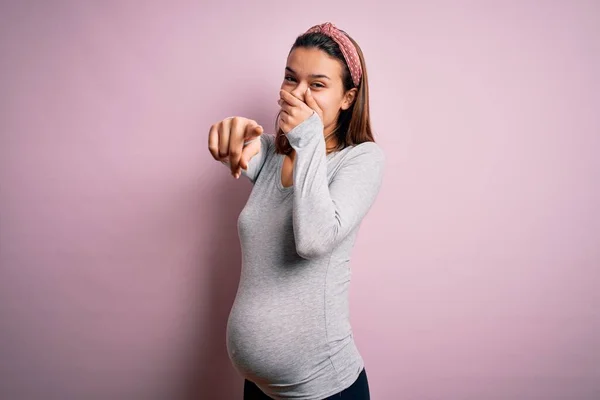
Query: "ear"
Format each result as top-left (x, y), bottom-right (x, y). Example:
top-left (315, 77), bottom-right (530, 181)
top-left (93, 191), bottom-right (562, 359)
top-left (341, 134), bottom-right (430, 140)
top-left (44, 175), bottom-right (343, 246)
top-left (340, 88), bottom-right (358, 111)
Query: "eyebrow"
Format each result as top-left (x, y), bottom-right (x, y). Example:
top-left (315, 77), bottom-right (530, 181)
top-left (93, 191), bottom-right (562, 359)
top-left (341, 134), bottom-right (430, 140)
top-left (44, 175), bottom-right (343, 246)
top-left (286, 67), bottom-right (330, 80)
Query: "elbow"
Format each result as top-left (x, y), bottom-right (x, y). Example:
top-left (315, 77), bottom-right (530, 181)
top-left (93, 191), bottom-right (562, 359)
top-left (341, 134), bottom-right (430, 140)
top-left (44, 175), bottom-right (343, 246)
top-left (294, 224), bottom-right (341, 260)
top-left (296, 244), bottom-right (327, 260)
top-left (295, 239), bottom-right (333, 260)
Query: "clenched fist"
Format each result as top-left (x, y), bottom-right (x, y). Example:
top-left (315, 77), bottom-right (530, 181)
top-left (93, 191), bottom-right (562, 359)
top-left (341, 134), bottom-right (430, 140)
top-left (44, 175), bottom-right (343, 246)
top-left (208, 116), bottom-right (263, 179)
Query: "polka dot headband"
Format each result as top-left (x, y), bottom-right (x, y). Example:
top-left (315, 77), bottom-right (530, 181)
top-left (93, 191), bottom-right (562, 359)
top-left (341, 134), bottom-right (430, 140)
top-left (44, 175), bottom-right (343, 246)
top-left (304, 22), bottom-right (362, 87)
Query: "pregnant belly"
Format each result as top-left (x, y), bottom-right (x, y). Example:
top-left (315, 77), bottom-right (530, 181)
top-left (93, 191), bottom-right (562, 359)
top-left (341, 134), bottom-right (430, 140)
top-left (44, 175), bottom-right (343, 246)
top-left (225, 297), bottom-right (326, 382)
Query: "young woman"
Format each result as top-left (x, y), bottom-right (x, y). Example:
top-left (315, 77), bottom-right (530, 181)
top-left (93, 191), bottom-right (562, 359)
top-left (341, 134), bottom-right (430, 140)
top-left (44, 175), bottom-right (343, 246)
top-left (208, 22), bottom-right (384, 400)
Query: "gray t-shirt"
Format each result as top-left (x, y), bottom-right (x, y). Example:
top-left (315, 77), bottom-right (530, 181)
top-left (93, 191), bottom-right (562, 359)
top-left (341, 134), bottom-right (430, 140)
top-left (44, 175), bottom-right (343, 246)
top-left (222, 112), bottom-right (385, 399)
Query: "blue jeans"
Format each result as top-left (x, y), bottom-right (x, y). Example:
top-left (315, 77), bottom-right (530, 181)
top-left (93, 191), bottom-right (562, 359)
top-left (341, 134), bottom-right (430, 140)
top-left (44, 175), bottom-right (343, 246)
top-left (243, 368), bottom-right (370, 399)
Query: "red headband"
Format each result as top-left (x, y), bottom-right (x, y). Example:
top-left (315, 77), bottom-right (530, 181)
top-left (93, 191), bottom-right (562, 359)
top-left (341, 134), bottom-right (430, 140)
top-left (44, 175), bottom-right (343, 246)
top-left (304, 22), bottom-right (362, 87)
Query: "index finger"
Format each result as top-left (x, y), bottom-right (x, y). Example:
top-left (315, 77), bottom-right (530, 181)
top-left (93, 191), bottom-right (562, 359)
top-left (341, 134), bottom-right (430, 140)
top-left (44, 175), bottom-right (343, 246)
top-left (229, 120), bottom-right (262, 176)
top-left (280, 90), bottom-right (305, 107)
top-left (227, 118), bottom-right (247, 174)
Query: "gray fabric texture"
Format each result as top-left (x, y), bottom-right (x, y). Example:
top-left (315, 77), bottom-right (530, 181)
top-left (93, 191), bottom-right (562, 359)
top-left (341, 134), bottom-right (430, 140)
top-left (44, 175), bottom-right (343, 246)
top-left (221, 112), bottom-right (385, 399)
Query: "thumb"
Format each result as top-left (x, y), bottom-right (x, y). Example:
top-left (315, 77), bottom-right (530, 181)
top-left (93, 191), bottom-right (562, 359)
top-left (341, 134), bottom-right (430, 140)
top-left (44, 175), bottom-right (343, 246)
top-left (244, 121), bottom-right (263, 140)
top-left (304, 88), bottom-right (322, 117)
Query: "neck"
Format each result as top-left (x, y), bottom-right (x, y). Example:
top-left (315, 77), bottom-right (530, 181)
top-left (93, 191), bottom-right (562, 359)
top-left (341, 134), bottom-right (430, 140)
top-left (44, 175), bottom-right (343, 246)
top-left (324, 128), bottom-right (339, 154)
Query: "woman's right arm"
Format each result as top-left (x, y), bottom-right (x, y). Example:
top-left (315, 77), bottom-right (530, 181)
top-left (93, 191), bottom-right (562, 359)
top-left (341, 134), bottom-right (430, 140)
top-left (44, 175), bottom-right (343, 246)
top-left (208, 116), bottom-right (271, 183)
top-left (219, 133), bottom-right (273, 183)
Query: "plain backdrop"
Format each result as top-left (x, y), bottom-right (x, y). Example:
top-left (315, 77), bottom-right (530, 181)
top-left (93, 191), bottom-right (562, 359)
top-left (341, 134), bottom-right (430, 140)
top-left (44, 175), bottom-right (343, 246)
top-left (1, 1), bottom-right (599, 399)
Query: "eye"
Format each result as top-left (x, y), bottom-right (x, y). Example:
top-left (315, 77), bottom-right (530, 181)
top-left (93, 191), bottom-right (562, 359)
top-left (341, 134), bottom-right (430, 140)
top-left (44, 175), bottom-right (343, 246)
top-left (284, 76), bottom-right (324, 88)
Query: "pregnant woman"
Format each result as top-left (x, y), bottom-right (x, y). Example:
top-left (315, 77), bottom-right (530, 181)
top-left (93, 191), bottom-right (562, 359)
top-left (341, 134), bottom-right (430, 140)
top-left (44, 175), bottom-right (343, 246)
top-left (208, 22), bottom-right (385, 400)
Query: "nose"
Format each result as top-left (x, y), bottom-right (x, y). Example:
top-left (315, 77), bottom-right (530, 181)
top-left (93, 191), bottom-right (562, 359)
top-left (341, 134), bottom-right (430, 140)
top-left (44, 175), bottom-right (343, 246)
top-left (290, 82), bottom-right (307, 100)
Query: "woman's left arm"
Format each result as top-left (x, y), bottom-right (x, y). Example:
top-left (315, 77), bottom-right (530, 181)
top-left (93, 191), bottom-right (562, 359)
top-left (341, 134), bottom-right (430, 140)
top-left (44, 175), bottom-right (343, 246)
top-left (286, 112), bottom-right (385, 260)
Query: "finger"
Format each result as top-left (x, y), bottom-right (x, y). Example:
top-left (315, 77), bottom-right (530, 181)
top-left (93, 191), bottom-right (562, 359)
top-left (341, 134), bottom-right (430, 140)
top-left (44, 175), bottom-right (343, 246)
top-left (304, 87), bottom-right (323, 116)
top-left (279, 99), bottom-right (294, 116)
top-left (228, 118), bottom-right (246, 175)
top-left (236, 122), bottom-right (263, 171)
top-left (244, 121), bottom-right (263, 141)
top-left (280, 89), bottom-right (304, 107)
top-left (278, 95), bottom-right (299, 109)
top-left (278, 111), bottom-right (291, 133)
top-left (208, 123), bottom-right (222, 161)
top-left (239, 136), bottom-right (261, 171)
top-left (218, 119), bottom-right (231, 159)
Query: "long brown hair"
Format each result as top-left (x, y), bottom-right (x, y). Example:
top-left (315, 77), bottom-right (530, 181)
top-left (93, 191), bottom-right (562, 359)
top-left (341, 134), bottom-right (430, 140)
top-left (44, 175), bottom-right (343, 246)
top-left (274, 29), bottom-right (374, 155)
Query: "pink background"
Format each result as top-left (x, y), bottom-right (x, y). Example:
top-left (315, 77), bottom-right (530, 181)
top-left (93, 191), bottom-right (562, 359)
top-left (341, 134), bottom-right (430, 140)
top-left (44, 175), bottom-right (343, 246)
top-left (1, 1), bottom-right (599, 399)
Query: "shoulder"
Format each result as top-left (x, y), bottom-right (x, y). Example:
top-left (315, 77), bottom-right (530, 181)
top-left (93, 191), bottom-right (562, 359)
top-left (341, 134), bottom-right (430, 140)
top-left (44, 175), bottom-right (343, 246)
top-left (342, 141), bottom-right (385, 168)
top-left (330, 141), bottom-right (385, 188)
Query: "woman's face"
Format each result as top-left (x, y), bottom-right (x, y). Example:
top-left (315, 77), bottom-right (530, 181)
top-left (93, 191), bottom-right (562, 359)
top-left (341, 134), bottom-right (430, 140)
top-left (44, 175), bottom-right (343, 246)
top-left (280, 47), bottom-right (357, 139)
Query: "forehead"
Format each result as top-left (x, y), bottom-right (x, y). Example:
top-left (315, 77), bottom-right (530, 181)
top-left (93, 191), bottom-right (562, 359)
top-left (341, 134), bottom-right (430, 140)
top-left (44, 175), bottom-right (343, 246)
top-left (286, 47), bottom-right (342, 77)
